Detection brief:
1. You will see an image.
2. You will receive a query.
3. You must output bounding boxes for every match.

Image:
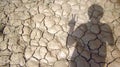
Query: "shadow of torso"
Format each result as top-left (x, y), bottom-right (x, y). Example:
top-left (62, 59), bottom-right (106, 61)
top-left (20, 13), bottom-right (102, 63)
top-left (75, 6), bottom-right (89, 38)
top-left (67, 21), bottom-right (114, 67)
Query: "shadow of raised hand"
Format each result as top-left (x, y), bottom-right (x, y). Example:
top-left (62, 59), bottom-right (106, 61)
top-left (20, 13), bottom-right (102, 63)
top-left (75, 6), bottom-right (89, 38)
top-left (68, 14), bottom-right (77, 27)
top-left (68, 14), bottom-right (77, 34)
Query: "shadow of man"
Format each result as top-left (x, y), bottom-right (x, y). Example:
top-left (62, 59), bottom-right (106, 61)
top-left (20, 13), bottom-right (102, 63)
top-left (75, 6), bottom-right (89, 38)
top-left (67, 4), bottom-right (114, 67)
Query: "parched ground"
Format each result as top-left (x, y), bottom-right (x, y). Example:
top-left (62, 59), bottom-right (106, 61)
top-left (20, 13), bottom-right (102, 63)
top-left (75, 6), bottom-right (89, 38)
top-left (0, 0), bottom-right (120, 67)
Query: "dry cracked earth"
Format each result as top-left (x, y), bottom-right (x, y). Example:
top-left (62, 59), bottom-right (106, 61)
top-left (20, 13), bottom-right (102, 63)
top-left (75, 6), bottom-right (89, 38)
top-left (0, 0), bottom-right (120, 67)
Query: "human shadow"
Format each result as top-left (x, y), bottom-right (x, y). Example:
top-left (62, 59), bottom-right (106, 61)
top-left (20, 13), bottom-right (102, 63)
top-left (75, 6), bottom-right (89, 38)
top-left (67, 4), bottom-right (114, 67)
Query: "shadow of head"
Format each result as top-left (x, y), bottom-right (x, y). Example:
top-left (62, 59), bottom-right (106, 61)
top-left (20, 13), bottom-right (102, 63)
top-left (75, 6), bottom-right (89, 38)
top-left (88, 4), bottom-right (104, 21)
